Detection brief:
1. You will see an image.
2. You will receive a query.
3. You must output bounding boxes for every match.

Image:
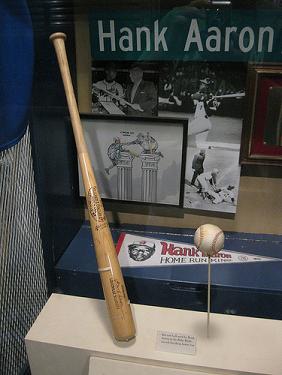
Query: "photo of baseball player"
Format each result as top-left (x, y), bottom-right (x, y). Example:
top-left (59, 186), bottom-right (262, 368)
top-left (196, 168), bottom-right (219, 199)
top-left (158, 61), bottom-right (245, 151)
top-left (158, 61), bottom-right (245, 214)
top-left (91, 62), bottom-right (125, 115)
top-left (207, 185), bottom-right (236, 205)
top-left (184, 146), bottom-right (240, 214)
top-left (91, 61), bottom-right (159, 116)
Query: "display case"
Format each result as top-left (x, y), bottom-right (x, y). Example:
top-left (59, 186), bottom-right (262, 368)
top-left (0, 1), bottom-right (281, 375)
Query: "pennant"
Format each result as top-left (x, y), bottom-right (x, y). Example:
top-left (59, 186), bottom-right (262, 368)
top-left (117, 233), bottom-right (281, 268)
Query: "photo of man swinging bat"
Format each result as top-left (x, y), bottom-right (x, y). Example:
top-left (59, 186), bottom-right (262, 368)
top-left (158, 61), bottom-right (246, 152)
top-left (157, 61), bottom-right (246, 214)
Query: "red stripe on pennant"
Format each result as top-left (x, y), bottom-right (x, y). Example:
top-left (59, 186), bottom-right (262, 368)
top-left (116, 232), bottom-right (126, 255)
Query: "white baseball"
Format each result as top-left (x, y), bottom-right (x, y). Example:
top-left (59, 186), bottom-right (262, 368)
top-left (194, 224), bottom-right (224, 256)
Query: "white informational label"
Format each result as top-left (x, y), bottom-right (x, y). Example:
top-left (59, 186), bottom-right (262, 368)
top-left (156, 331), bottom-right (197, 355)
top-left (116, 233), bottom-right (281, 268)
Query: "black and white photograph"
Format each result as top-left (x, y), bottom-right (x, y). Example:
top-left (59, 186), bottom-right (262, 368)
top-left (158, 62), bottom-right (246, 147)
top-left (158, 61), bottom-right (246, 214)
top-left (79, 114), bottom-right (187, 206)
top-left (91, 61), bottom-right (159, 117)
top-left (184, 147), bottom-right (241, 214)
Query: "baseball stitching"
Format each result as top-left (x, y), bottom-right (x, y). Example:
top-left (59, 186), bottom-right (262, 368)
top-left (195, 226), bottom-right (205, 250)
top-left (211, 230), bottom-right (223, 255)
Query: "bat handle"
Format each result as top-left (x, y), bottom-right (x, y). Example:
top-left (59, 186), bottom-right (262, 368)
top-left (49, 33), bottom-right (87, 156)
top-left (49, 32), bottom-right (66, 43)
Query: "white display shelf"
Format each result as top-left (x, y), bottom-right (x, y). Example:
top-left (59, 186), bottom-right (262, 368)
top-left (26, 293), bottom-right (282, 375)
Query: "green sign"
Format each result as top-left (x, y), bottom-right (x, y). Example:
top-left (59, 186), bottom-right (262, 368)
top-left (89, 9), bottom-right (282, 62)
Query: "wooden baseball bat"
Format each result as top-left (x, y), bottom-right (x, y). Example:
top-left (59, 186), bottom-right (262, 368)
top-left (49, 32), bottom-right (136, 342)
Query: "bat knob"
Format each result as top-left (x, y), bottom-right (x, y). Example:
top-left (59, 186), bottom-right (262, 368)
top-left (49, 32), bottom-right (67, 43)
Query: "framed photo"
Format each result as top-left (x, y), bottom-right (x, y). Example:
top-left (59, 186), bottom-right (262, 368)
top-left (91, 61), bottom-right (159, 117)
top-left (79, 114), bottom-right (188, 207)
top-left (240, 64), bottom-right (282, 166)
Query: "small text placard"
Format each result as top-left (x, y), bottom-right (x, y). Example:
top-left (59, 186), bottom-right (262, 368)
top-left (156, 330), bottom-right (196, 355)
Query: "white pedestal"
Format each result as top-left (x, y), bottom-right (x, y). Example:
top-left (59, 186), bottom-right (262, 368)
top-left (25, 294), bottom-right (282, 375)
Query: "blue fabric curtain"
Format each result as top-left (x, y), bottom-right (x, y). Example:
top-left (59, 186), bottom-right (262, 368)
top-left (0, 0), bottom-right (33, 151)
